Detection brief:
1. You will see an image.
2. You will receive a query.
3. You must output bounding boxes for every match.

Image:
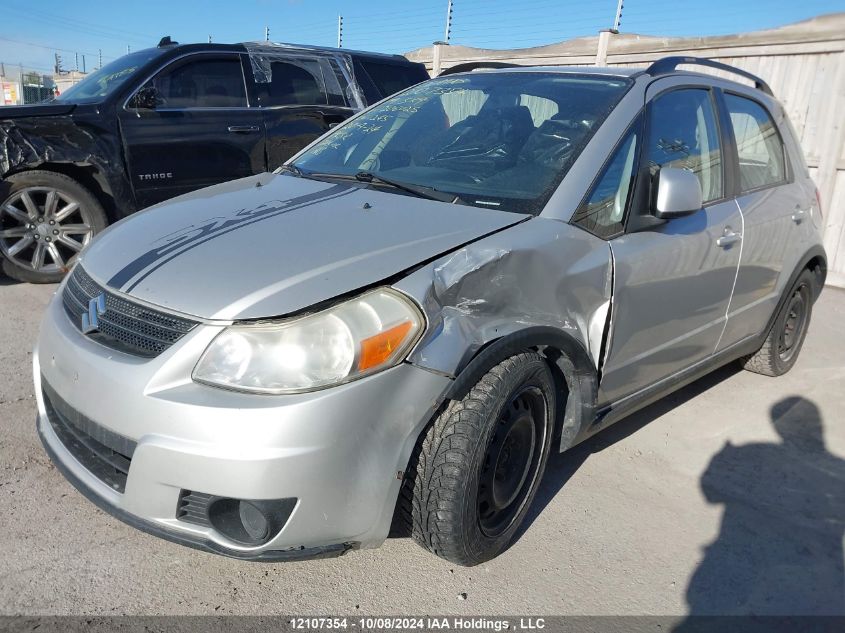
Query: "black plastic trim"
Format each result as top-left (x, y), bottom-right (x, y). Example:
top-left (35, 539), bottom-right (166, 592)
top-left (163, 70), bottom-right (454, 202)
top-left (443, 326), bottom-right (599, 453)
top-left (38, 420), bottom-right (356, 562)
top-left (438, 61), bottom-right (524, 76)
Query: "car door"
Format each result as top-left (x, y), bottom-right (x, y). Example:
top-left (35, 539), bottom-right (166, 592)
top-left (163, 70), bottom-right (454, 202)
top-left (119, 52), bottom-right (265, 209)
top-left (248, 54), bottom-right (356, 171)
top-left (715, 91), bottom-right (813, 349)
top-left (596, 83), bottom-right (743, 405)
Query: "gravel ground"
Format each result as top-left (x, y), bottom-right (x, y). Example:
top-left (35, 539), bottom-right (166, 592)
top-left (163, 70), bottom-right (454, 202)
top-left (1, 275), bottom-right (843, 616)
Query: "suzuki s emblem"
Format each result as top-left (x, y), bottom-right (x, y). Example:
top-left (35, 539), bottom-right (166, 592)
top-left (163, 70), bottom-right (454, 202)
top-left (81, 294), bottom-right (107, 334)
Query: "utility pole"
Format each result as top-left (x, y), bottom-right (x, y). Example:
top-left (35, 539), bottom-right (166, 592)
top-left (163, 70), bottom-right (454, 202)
top-left (127, 45), bottom-right (131, 54)
top-left (54, 53), bottom-right (63, 74)
top-left (265, 26), bottom-right (270, 41)
top-left (82, 55), bottom-right (86, 73)
top-left (98, 49), bottom-right (102, 69)
top-left (337, 15), bottom-right (343, 48)
top-left (444, 0), bottom-right (453, 44)
top-left (75, 52), bottom-right (79, 72)
top-left (208, 35), bottom-right (212, 43)
top-left (612, 0), bottom-right (624, 32)
top-left (0, 62), bottom-right (5, 78)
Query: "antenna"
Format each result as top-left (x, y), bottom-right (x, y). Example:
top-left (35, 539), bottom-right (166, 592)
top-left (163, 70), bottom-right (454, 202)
top-left (337, 15), bottom-right (343, 48)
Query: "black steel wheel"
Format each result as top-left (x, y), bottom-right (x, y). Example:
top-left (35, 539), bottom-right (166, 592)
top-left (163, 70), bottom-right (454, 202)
top-left (399, 351), bottom-right (555, 566)
top-left (477, 386), bottom-right (547, 538)
top-left (741, 269), bottom-right (815, 376)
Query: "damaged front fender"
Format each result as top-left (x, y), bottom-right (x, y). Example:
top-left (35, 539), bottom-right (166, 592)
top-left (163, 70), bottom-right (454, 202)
top-left (394, 217), bottom-right (614, 449)
top-left (0, 109), bottom-right (132, 215)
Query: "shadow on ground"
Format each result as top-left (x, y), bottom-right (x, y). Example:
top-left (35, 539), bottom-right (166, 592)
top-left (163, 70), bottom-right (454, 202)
top-left (520, 371), bottom-right (845, 617)
top-left (676, 396), bottom-right (845, 619)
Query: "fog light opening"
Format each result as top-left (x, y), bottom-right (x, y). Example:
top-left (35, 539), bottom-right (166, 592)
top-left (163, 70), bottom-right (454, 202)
top-left (205, 496), bottom-right (297, 546)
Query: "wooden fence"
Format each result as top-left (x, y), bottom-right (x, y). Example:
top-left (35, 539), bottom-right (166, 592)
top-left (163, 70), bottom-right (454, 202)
top-left (406, 13), bottom-right (845, 287)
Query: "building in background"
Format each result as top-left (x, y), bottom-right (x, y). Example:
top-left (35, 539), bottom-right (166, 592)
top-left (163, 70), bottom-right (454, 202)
top-left (53, 70), bottom-right (86, 97)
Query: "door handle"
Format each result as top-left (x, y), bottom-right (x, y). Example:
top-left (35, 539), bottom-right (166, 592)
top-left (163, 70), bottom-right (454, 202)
top-left (227, 125), bottom-right (260, 133)
top-left (791, 208), bottom-right (807, 223)
top-left (716, 229), bottom-right (742, 248)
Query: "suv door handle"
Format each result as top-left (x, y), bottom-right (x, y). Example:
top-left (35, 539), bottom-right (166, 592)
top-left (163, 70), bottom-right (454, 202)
top-left (227, 125), bottom-right (260, 133)
top-left (716, 229), bottom-right (742, 248)
top-left (791, 208), bottom-right (807, 223)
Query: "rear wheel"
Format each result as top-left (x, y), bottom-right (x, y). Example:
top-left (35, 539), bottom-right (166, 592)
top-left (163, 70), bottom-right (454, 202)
top-left (740, 269), bottom-right (814, 376)
top-left (401, 351), bottom-right (555, 566)
top-left (0, 170), bottom-right (107, 283)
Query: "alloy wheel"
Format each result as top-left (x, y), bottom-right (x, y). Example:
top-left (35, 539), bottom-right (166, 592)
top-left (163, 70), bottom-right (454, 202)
top-left (0, 187), bottom-right (94, 274)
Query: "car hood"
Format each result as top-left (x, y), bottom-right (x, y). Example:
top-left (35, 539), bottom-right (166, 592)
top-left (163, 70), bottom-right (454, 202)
top-left (0, 103), bottom-right (77, 119)
top-left (81, 173), bottom-right (527, 320)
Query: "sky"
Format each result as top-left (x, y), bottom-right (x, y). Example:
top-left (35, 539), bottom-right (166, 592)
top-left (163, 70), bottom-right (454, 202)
top-left (1, 0), bottom-right (844, 77)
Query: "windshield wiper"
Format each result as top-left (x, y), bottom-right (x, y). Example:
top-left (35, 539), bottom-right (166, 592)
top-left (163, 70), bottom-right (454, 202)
top-left (353, 171), bottom-right (460, 204)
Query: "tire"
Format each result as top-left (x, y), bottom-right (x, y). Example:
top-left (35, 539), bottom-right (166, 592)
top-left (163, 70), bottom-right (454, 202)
top-left (740, 269), bottom-right (815, 377)
top-left (0, 170), bottom-right (107, 283)
top-left (400, 351), bottom-right (555, 566)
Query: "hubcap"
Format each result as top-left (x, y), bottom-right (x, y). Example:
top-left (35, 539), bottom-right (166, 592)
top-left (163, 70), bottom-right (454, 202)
top-left (777, 284), bottom-right (809, 363)
top-left (477, 386), bottom-right (548, 537)
top-left (0, 187), bottom-right (93, 274)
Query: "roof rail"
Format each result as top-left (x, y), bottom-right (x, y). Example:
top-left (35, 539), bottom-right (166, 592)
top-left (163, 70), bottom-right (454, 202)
top-left (438, 61), bottom-right (524, 76)
top-left (644, 56), bottom-right (773, 96)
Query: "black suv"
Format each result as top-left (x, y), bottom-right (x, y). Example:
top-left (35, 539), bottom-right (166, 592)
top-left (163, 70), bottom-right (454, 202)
top-left (0, 39), bottom-right (428, 282)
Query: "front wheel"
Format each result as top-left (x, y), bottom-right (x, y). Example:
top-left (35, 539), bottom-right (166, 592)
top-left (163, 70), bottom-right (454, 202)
top-left (0, 170), bottom-right (107, 283)
top-left (401, 351), bottom-right (555, 566)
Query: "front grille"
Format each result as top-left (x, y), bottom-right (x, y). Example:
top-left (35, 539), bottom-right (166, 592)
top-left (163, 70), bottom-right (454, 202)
top-left (177, 490), bottom-right (214, 527)
top-left (42, 380), bottom-right (136, 493)
top-left (62, 265), bottom-right (199, 358)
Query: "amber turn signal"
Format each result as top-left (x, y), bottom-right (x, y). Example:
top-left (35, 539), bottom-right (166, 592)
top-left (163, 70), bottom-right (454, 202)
top-left (358, 321), bottom-right (414, 371)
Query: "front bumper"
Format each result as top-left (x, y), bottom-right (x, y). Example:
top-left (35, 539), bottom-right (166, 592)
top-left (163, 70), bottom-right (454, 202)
top-left (35, 289), bottom-right (451, 559)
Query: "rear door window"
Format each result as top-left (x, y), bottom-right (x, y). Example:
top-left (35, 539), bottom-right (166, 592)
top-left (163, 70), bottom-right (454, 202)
top-left (150, 56), bottom-right (247, 108)
top-left (724, 93), bottom-right (786, 191)
top-left (519, 94), bottom-right (558, 127)
top-left (263, 60), bottom-right (328, 106)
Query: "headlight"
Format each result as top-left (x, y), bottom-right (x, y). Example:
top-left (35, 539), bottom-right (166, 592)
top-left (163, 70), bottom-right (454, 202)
top-left (193, 288), bottom-right (424, 394)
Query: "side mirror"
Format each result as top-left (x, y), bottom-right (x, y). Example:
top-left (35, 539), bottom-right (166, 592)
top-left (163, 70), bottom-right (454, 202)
top-left (653, 167), bottom-right (703, 219)
top-left (130, 85), bottom-right (161, 110)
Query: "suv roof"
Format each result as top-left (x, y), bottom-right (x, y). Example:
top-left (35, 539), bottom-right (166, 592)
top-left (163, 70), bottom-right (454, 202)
top-left (149, 39), bottom-right (417, 64)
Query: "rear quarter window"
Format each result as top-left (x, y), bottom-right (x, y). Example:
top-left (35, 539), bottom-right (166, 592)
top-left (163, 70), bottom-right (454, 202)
top-left (359, 60), bottom-right (428, 99)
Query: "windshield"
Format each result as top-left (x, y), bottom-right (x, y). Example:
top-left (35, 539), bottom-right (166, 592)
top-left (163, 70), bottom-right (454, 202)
top-left (293, 72), bottom-right (631, 214)
top-left (55, 49), bottom-right (165, 103)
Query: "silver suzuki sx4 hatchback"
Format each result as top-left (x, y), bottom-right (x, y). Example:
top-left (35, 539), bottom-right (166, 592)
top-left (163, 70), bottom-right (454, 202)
top-left (35, 58), bottom-right (827, 565)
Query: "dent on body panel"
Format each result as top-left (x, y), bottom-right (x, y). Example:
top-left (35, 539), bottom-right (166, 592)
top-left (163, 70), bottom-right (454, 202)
top-left (399, 218), bottom-right (613, 378)
top-left (0, 116), bottom-right (131, 209)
